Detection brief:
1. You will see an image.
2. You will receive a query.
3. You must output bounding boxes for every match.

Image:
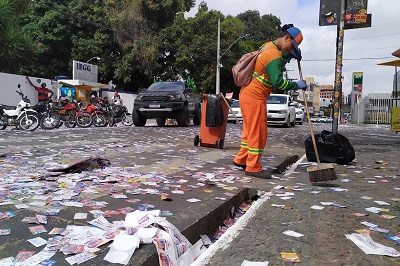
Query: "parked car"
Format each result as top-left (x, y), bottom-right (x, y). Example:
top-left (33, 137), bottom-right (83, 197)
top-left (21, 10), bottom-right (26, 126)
top-left (228, 100), bottom-right (242, 123)
top-left (310, 116), bottom-right (319, 123)
top-left (293, 101), bottom-right (305, 125)
top-left (327, 116), bottom-right (333, 123)
top-left (266, 94), bottom-right (296, 127)
top-left (319, 116), bottom-right (329, 123)
top-left (132, 81), bottom-right (202, 127)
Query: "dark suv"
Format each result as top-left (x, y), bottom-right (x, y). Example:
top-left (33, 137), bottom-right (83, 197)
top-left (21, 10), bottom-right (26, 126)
top-left (132, 81), bottom-right (202, 127)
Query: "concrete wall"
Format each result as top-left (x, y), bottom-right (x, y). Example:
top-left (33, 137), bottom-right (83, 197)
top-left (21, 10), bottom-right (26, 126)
top-left (0, 72), bottom-right (54, 106)
top-left (100, 89), bottom-right (137, 113)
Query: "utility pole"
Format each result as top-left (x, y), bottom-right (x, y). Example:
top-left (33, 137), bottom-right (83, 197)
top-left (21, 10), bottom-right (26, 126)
top-left (216, 19), bottom-right (221, 95)
top-left (332, 0), bottom-right (345, 133)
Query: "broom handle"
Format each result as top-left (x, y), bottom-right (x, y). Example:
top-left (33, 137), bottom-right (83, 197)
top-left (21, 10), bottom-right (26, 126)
top-left (220, 93), bottom-right (243, 130)
top-left (297, 60), bottom-right (321, 165)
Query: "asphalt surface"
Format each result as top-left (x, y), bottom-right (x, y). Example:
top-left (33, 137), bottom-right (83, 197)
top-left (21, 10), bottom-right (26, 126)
top-left (0, 121), bottom-right (399, 266)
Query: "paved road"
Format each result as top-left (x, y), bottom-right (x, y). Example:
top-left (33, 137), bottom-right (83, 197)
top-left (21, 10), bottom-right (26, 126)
top-left (0, 122), bottom-right (399, 265)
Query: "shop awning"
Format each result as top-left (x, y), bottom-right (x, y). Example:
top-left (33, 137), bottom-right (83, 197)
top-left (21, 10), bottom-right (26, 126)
top-left (392, 48), bottom-right (400, 58)
top-left (377, 59), bottom-right (400, 67)
top-left (58, 79), bottom-right (111, 89)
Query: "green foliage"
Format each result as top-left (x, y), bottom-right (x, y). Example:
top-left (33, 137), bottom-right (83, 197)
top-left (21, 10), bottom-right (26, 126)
top-left (0, 0), bottom-right (36, 73)
top-left (13, 0), bottom-right (281, 95)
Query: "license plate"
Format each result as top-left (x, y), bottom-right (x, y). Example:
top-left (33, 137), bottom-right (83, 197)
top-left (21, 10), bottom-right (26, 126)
top-left (149, 104), bottom-right (160, 108)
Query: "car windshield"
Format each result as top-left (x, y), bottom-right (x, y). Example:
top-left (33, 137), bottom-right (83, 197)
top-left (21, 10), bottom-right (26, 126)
top-left (267, 95), bottom-right (287, 104)
top-left (146, 82), bottom-right (184, 92)
top-left (231, 101), bottom-right (240, 108)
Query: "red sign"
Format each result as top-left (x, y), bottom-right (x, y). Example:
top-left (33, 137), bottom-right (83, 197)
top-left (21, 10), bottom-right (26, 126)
top-left (357, 84), bottom-right (362, 93)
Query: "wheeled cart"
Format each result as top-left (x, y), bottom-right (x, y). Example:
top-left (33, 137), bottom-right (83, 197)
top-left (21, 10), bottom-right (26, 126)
top-left (194, 94), bottom-right (229, 149)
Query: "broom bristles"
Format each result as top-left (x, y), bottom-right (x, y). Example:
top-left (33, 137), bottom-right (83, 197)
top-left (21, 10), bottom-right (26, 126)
top-left (307, 164), bottom-right (337, 182)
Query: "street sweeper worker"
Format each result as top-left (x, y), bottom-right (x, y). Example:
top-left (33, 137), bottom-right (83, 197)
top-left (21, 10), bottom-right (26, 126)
top-left (233, 24), bottom-right (307, 179)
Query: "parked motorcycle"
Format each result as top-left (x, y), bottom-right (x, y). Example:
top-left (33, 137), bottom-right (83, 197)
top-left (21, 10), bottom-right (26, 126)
top-left (0, 85), bottom-right (39, 131)
top-left (107, 104), bottom-right (133, 126)
top-left (86, 102), bottom-right (107, 127)
top-left (55, 100), bottom-right (92, 128)
top-left (32, 100), bottom-right (61, 130)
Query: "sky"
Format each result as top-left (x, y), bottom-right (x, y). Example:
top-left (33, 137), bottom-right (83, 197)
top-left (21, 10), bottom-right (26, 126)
top-left (186, 0), bottom-right (400, 96)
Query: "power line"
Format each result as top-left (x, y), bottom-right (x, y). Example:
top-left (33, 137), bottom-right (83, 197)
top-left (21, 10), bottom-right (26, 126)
top-left (302, 56), bottom-right (393, 62)
top-left (303, 32), bottom-right (400, 47)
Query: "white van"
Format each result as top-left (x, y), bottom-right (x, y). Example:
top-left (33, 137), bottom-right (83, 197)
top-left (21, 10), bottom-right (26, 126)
top-left (266, 94), bottom-right (296, 127)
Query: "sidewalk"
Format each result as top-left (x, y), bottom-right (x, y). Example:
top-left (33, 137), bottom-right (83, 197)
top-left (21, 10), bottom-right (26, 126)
top-left (199, 133), bottom-right (400, 266)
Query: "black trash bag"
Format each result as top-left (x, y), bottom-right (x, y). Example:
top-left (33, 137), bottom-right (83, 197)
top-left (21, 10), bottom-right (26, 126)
top-left (305, 130), bottom-right (355, 164)
top-left (205, 94), bottom-right (224, 127)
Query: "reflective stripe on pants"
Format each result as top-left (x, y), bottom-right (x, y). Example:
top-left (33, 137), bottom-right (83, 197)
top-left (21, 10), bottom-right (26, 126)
top-left (233, 93), bottom-right (267, 172)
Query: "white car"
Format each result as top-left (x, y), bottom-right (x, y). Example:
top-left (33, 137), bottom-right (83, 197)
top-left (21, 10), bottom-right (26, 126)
top-left (266, 94), bottom-right (296, 127)
top-left (293, 101), bottom-right (305, 125)
top-left (228, 100), bottom-right (242, 123)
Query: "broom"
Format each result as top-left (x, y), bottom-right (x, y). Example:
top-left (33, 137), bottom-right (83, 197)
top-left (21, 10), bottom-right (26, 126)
top-left (297, 60), bottom-right (337, 182)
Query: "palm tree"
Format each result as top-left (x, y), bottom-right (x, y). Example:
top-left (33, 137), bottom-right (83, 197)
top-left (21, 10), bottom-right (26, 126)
top-left (0, 0), bottom-right (36, 73)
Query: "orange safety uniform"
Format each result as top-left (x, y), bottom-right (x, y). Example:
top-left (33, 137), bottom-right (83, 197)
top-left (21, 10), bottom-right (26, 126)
top-left (234, 41), bottom-right (297, 173)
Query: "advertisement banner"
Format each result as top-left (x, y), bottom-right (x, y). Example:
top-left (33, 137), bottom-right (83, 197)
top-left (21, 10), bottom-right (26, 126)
top-left (353, 72), bottom-right (363, 98)
top-left (345, 0), bottom-right (368, 24)
top-left (319, 0), bottom-right (341, 26)
top-left (391, 107), bottom-right (400, 132)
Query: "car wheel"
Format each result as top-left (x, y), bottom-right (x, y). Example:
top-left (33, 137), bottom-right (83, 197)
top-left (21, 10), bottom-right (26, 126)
top-left (156, 118), bottom-right (166, 127)
top-left (193, 105), bottom-right (201, 125)
top-left (176, 106), bottom-right (190, 127)
top-left (132, 110), bottom-right (147, 127)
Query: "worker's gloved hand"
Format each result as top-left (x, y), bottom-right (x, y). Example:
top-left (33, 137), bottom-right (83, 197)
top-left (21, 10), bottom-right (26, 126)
top-left (296, 80), bottom-right (307, 90)
top-left (291, 48), bottom-right (302, 61)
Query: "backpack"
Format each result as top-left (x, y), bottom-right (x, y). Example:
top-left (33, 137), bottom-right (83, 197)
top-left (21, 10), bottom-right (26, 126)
top-left (232, 45), bottom-right (266, 87)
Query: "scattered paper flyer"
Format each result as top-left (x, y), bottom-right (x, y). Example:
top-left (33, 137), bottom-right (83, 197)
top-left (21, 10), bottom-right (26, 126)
top-left (282, 230), bottom-right (304, 238)
top-left (345, 233), bottom-right (400, 257)
top-left (187, 198), bottom-right (201, 203)
top-left (310, 205), bottom-right (324, 210)
top-left (241, 260), bottom-right (269, 266)
top-left (281, 252), bottom-right (301, 262)
top-left (27, 237), bottom-right (47, 247)
top-left (74, 213), bottom-right (88, 220)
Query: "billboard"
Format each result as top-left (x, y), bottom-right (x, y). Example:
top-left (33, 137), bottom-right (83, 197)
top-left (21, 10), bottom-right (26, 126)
top-left (72, 60), bottom-right (98, 82)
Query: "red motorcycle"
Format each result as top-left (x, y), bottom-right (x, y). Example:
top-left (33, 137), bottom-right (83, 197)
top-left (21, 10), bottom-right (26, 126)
top-left (86, 102), bottom-right (107, 127)
top-left (55, 100), bottom-right (92, 128)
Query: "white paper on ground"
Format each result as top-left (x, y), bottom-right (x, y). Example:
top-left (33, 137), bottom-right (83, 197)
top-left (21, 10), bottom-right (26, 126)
top-left (19, 251), bottom-right (56, 266)
top-left (241, 261), bottom-right (269, 266)
top-left (65, 252), bottom-right (96, 265)
top-left (282, 230), bottom-right (304, 238)
top-left (345, 233), bottom-right (400, 257)
top-left (177, 239), bottom-right (206, 266)
top-left (27, 237), bottom-right (47, 247)
top-left (112, 234), bottom-right (140, 251)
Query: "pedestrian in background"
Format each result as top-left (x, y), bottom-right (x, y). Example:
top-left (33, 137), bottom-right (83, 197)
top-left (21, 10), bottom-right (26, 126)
top-left (26, 76), bottom-right (54, 103)
top-left (233, 24), bottom-right (307, 179)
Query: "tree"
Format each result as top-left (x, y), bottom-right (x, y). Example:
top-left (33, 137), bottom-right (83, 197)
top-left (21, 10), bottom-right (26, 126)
top-left (106, 0), bottom-right (196, 90)
top-left (0, 0), bottom-right (37, 73)
top-left (19, 0), bottom-right (75, 78)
